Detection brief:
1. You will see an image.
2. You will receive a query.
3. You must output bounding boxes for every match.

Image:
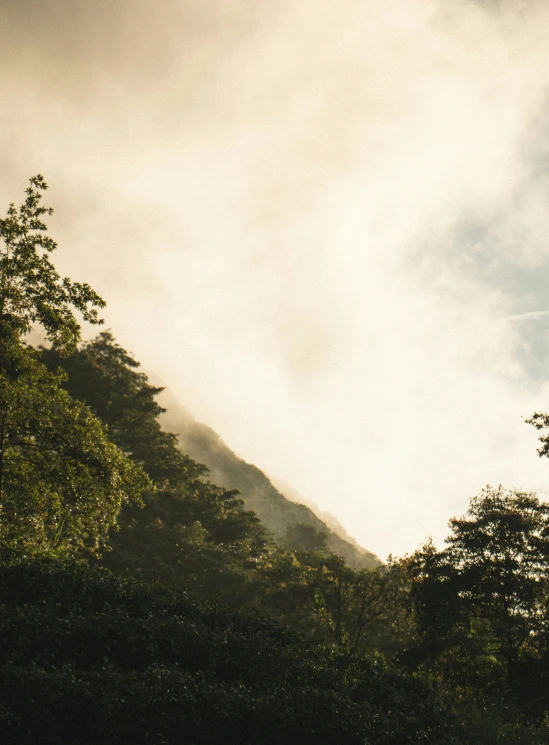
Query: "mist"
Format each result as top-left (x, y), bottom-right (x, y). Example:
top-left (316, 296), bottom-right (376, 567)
top-left (3, 0), bottom-right (549, 558)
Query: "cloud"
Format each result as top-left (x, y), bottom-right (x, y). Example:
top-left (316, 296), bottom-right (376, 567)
top-left (507, 311), bottom-right (549, 321)
top-left (3, 0), bottom-right (549, 557)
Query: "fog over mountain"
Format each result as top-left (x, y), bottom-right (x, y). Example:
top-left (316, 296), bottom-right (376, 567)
top-left (3, 0), bottom-right (549, 558)
top-left (158, 393), bottom-right (380, 567)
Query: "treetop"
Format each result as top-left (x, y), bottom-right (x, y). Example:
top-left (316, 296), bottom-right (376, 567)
top-left (0, 175), bottom-right (105, 352)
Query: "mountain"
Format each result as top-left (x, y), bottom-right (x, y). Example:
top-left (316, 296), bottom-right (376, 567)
top-left (159, 397), bottom-right (380, 569)
top-left (271, 478), bottom-right (378, 553)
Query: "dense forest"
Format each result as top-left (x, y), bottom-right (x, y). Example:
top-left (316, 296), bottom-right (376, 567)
top-left (2, 177), bottom-right (549, 743)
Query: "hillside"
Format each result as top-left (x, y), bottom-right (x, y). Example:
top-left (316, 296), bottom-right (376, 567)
top-left (5, 178), bottom-right (549, 745)
top-left (159, 399), bottom-right (380, 569)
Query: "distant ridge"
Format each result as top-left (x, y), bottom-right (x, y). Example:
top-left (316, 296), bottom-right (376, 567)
top-left (270, 478), bottom-right (378, 555)
top-left (160, 399), bottom-right (380, 569)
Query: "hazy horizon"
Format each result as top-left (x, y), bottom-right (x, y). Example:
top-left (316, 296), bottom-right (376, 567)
top-left (3, 0), bottom-right (549, 559)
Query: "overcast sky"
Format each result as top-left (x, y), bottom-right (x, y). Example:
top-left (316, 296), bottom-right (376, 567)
top-left (3, 0), bottom-right (549, 559)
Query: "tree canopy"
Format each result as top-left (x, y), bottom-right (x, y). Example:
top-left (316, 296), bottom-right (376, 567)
top-left (0, 342), bottom-right (150, 556)
top-left (0, 175), bottom-right (104, 352)
top-left (0, 178), bottom-right (149, 556)
top-left (406, 486), bottom-right (549, 702)
top-left (42, 331), bottom-right (204, 487)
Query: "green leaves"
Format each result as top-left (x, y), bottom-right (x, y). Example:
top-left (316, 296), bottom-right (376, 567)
top-left (0, 179), bottom-right (150, 558)
top-left (42, 331), bottom-right (205, 486)
top-left (405, 486), bottom-right (549, 704)
top-left (0, 559), bottom-right (462, 745)
top-left (446, 487), bottom-right (549, 621)
top-left (41, 331), bottom-right (275, 601)
top-left (0, 345), bottom-right (150, 557)
top-left (0, 175), bottom-right (105, 352)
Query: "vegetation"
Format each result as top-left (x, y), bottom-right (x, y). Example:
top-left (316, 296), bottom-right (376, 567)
top-left (0, 178), bottom-right (148, 557)
top-left (404, 487), bottom-right (549, 723)
top-left (0, 558), bottom-right (464, 745)
top-left (2, 177), bottom-right (549, 743)
top-left (0, 174), bottom-right (103, 352)
top-left (160, 404), bottom-right (380, 568)
top-left (0, 339), bottom-right (149, 557)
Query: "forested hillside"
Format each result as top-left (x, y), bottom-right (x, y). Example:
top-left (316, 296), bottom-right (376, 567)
top-left (41, 331), bottom-right (397, 643)
top-left (160, 401), bottom-right (380, 568)
top-left (3, 178), bottom-right (549, 744)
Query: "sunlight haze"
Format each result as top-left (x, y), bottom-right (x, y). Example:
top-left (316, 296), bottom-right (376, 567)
top-left (3, 0), bottom-right (549, 559)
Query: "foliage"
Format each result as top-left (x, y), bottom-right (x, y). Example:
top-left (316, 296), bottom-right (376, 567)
top-left (254, 548), bottom-right (413, 658)
top-left (403, 538), bottom-right (462, 667)
top-left (101, 484), bottom-right (274, 604)
top-left (282, 522), bottom-right (329, 552)
top-left (42, 331), bottom-right (420, 651)
top-left (4, 175), bottom-right (549, 745)
top-left (0, 175), bottom-right (104, 352)
top-left (43, 331), bottom-right (275, 600)
top-left (161, 407), bottom-right (380, 568)
top-left (0, 558), bottom-right (463, 745)
top-left (0, 180), bottom-right (149, 557)
top-left (41, 331), bottom-right (203, 486)
top-left (404, 486), bottom-right (549, 719)
top-left (526, 410), bottom-right (549, 460)
top-left (310, 555), bottom-right (413, 656)
top-left (0, 328), bottom-right (149, 557)
top-left (446, 487), bottom-right (549, 679)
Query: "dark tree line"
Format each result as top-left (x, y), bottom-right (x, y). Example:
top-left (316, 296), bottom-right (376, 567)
top-left (404, 487), bottom-right (549, 718)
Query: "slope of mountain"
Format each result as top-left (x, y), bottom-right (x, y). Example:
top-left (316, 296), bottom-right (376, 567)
top-left (271, 478), bottom-right (379, 553)
top-left (160, 399), bottom-right (380, 569)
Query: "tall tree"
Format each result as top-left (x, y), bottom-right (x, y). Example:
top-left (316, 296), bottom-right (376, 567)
top-left (0, 177), bottom-right (149, 556)
top-left (310, 555), bottom-right (412, 655)
top-left (0, 175), bottom-right (104, 352)
top-left (404, 539), bottom-right (461, 667)
top-left (407, 486), bottom-right (549, 691)
top-left (0, 343), bottom-right (150, 556)
top-left (41, 331), bottom-right (204, 487)
top-left (446, 487), bottom-right (549, 683)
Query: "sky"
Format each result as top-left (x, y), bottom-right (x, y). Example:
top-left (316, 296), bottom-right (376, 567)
top-left (3, 0), bottom-right (549, 559)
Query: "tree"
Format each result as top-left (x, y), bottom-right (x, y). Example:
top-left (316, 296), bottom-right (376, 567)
top-left (0, 559), bottom-right (463, 745)
top-left (0, 175), bottom-right (104, 352)
top-left (281, 522), bottom-right (329, 553)
top-left (406, 486), bottom-right (549, 692)
top-left (526, 410), bottom-right (549, 461)
top-left (42, 331), bottom-right (275, 598)
top-left (311, 555), bottom-right (412, 656)
top-left (0, 344), bottom-right (150, 556)
top-left (41, 331), bottom-right (204, 487)
top-left (0, 178), bottom-right (149, 556)
top-left (101, 480), bottom-right (273, 603)
top-left (404, 539), bottom-right (461, 667)
top-left (446, 487), bottom-right (549, 683)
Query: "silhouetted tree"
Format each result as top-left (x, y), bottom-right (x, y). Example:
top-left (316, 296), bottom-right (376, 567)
top-left (406, 486), bottom-right (549, 695)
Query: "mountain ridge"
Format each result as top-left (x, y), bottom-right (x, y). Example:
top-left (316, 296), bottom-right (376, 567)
top-left (159, 395), bottom-right (380, 569)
